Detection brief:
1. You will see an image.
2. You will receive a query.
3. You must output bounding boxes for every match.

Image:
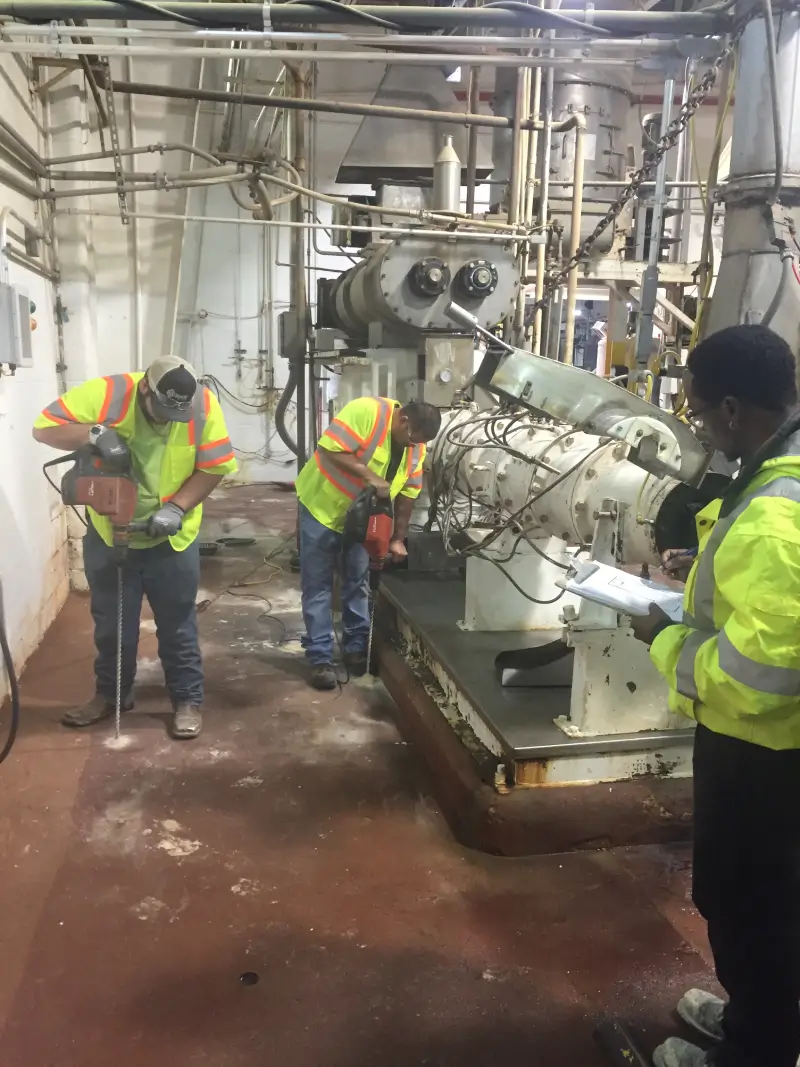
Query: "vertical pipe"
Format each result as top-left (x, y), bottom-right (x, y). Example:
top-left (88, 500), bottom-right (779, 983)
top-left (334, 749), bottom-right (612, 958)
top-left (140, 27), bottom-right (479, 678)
top-left (465, 66), bottom-right (480, 216)
top-left (507, 65), bottom-right (526, 227)
top-left (290, 66), bottom-right (308, 468)
top-left (633, 76), bottom-right (674, 370)
top-left (124, 45), bottom-right (143, 370)
top-left (561, 119), bottom-right (585, 365)
top-left (669, 60), bottom-right (693, 263)
top-left (169, 49), bottom-right (206, 355)
top-left (533, 58), bottom-right (554, 354)
top-left (696, 56), bottom-right (731, 328)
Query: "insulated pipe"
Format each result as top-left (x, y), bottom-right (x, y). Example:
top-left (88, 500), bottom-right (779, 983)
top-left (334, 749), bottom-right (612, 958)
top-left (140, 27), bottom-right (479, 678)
top-left (0, 164), bottom-right (41, 200)
top-left (0, 41), bottom-right (642, 67)
top-left (0, 4), bottom-right (727, 34)
top-left (0, 117), bottom-right (48, 178)
top-left (431, 407), bottom-right (678, 566)
top-left (561, 117), bottom-right (586, 366)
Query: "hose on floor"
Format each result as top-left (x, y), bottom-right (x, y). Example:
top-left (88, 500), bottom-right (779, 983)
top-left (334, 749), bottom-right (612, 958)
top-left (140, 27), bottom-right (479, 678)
top-left (0, 603), bottom-right (20, 765)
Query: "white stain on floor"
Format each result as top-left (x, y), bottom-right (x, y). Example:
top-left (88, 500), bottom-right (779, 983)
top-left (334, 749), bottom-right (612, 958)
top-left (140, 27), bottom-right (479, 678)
top-left (132, 896), bottom-right (168, 921)
top-left (234, 775), bottom-right (264, 789)
top-left (231, 878), bottom-right (261, 897)
top-left (84, 793), bottom-right (146, 856)
top-left (156, 819), bottom-right (202, 858)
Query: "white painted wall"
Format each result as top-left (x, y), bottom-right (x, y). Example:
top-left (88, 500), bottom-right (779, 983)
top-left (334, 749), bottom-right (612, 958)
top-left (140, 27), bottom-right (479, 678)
top-left (0, 55), bottom-right (68, 702)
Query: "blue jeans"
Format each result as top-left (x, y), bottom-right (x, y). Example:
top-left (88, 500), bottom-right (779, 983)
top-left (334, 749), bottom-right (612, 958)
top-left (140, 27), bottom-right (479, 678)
top-left (299, 503), bottom-right (370, 665)
top-left (83, 521), bottom-right (203, 705)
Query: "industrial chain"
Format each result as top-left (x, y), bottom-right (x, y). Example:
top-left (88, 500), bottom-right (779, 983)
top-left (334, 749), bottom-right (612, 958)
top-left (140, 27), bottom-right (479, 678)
top-left (529, 29), bottom-right (745, 313)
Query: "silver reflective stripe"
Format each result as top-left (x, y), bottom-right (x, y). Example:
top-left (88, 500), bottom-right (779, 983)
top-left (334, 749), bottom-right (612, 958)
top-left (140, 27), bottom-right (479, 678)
top-left (323, 419), bottom-right (362, 452)
top-left (361, 399), bottom-right (394, 464)
top-left (691, 476), bottom-right (800, 629)
top-left (103, 374), bottom-right (133, 425)
top-left (192, 387), bottom-right (207, 460)
top-left (675, 629), bottom-right (711, 701)
top-left (316, 448), bottom-right (359, 496)
top-left (718, 631), bottom-right (800, 697)
top-left (682, 609), bottom-right (698, 627)
top-left (43, 398), bottom-right (77, 423)
top-left (198, 438), bottom-right (233, 465)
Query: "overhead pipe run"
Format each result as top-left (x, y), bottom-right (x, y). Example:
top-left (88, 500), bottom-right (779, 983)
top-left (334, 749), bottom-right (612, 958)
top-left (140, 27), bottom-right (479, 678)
top-left (0, 40), bottom-right (644, 67)
top-left (0, 3), bottom-right (729, 34)
top-left (105, 78), bottom-right (516, 130)
top-left (0, 24), bottom-right (714, 51)
top-left (54, 209), bottom-right (547, 243)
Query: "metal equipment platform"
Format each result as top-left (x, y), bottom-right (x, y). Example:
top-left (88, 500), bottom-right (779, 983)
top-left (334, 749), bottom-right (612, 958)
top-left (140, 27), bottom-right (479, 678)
top-left (380, 572), bottom-right (694, 768)
top-left (377, 572), bottom-right (695, 855)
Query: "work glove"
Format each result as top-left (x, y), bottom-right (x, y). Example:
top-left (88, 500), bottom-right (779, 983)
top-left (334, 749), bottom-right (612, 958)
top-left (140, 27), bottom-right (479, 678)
top-left (147, 502), bottom-right (185, 538)
top-left (90, 425), bottom-right (130, 473)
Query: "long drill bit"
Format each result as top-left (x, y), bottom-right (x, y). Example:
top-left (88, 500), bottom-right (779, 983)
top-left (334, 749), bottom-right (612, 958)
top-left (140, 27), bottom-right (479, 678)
top-left (115, 565), bottom-right (123, 740)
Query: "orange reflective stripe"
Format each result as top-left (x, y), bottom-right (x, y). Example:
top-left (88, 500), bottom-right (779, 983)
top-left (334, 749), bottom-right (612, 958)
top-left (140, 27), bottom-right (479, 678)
top-left (322, 425), bottom-right (360, 452)
top-left (314, 450), bottom-right (359, 500)
top-left (57, 397), bottom-right (77, 422)
top-left (197, 451), bottom-right (235, 470)
top-left (196, 436), bottom-right (234, 468)
top-left (361, 398), bottom-right (395, 464)
top-left (41, 397), bottom-right (75, 424)
top-left (329, 417), bottom-right (365, 450)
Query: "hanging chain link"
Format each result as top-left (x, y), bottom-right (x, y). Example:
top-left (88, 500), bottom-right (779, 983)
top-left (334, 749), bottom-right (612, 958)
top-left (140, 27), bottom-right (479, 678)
top-left (529, 26), bottom-right (746, 313)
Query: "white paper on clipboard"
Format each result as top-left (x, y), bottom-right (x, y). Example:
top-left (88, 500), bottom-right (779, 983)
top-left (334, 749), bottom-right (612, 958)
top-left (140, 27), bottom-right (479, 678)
top-left (557, 561), bottom-right (685, 622)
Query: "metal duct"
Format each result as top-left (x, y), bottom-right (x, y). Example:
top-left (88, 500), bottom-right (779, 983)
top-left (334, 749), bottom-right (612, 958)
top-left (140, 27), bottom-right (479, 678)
top-left (336, 65), bottom-right (492, 184)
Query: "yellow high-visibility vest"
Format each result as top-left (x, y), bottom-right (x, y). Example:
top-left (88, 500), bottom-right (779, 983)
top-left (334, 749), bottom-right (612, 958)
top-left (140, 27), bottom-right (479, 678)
top-left (296, 396), bottom-right (425, 532)
top-left (35, 372), bottom-right (238, 551)
top-left (651, 435), bottom-right (800, 749)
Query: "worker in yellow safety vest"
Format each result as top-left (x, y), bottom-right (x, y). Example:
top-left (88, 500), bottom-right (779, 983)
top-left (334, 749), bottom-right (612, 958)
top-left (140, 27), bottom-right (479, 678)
top-left (33, 356), bottom-right (238, 740)
top-left (631, 325), bottom-right (800, 1067)
top-left (295, 396), bottom-right (441, 690)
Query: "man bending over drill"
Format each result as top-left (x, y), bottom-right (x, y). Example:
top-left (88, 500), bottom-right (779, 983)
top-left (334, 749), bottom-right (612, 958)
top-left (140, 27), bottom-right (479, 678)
top-left (33, 357), bottom-right (237, 740)
top-left (295, 397), bottom-right (441, 690)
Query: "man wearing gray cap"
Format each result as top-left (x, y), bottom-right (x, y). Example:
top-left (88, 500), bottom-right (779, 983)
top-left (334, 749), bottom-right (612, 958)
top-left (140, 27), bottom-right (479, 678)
top-left (33, 356), bottom-right (238, 739)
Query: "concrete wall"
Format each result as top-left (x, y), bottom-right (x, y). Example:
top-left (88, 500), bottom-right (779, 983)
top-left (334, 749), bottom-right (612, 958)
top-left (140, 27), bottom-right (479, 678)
top-left (0, 55), bottom-right (69, 702)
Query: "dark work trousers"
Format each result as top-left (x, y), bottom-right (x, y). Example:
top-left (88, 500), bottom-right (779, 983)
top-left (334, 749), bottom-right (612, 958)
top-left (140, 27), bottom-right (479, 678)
top-left (692, 724), bottom-right (800, 1067)
top-left (83, 521), bottom-right (203, 706)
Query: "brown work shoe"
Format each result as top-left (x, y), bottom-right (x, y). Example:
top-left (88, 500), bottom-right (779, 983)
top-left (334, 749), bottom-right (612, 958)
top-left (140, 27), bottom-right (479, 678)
top-left (310, 664), bottom-right (338, 691)
top-left (61, 694), bottom-right (133, 729)
top-left (170, 703), bottom-right (203, 740)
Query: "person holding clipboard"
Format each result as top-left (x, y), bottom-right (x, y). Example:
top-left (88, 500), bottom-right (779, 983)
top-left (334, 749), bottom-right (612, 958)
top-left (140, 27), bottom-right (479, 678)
top-left (630, 325), bottom-right (800, 1067)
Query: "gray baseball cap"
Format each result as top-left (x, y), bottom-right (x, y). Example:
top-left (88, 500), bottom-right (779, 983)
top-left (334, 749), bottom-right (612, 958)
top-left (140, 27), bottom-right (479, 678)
top-left (146, 355), bottom-right (198, 423)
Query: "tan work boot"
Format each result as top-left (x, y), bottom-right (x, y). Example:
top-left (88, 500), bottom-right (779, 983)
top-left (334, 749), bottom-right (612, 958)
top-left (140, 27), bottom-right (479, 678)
top-left (170, 702), bottom-right (202, 740)
top-left (61, 694), bottom-right (133, 729)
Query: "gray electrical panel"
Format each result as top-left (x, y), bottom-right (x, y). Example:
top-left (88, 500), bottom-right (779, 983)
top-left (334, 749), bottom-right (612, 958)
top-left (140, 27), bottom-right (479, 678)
top-left (0, 282), bottom-right (33, 369)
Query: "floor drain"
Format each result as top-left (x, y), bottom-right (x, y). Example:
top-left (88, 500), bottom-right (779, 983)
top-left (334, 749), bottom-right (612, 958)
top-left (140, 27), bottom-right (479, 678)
top-left (239, 972), bottom-right (260, 986)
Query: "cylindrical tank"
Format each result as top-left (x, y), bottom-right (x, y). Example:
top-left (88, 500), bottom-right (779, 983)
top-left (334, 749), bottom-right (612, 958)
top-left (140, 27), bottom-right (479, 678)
top-left (548, 64), bottom-right (633, 251)
top-left (728, 10), bottom-right (800, 202)
top-left (433, 135), bottom-right (461, 214)
top-left (430, 407), bottom-right (723, 566)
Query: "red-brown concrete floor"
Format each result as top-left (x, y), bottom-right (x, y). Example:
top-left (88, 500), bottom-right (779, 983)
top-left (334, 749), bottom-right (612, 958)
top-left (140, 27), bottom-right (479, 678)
top-left (0, 488), bottom-right (716, 1067)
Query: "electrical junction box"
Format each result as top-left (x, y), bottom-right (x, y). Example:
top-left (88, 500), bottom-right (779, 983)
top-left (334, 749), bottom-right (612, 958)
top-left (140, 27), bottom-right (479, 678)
top-left (0, 282), bottom-right (33, 368)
